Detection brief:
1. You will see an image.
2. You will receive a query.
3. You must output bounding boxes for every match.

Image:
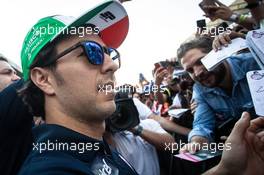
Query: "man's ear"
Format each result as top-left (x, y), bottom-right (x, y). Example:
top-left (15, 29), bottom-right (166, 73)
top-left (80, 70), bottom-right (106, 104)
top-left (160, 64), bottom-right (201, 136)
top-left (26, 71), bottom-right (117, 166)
top-left (30, 67), bottom-right (55, 95)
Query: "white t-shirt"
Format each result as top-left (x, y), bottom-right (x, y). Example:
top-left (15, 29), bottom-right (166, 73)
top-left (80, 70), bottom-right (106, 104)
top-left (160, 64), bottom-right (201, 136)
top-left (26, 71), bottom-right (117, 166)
top-left (172, 93), bottom-right (182, 108)
top-left (113, 119), bottom-right (167, 175)
top-left (133, 98), bottom-right (152, 120)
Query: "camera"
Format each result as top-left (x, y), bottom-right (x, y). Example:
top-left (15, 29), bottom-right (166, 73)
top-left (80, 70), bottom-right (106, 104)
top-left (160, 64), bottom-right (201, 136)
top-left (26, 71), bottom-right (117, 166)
top-left (106, 88), bottom-right (140, 133)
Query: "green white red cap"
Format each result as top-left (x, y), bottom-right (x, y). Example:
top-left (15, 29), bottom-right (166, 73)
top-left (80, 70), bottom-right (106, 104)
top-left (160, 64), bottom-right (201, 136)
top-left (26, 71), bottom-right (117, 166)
top-left (21, 0), bottom-right (129, 80)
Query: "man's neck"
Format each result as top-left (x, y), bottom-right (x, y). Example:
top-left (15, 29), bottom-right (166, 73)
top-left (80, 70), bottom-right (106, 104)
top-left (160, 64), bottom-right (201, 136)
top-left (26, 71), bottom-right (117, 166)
top-left (218, 63), bottom-right (233, 96)
top-left (45, 104), bottom-right (105, 140)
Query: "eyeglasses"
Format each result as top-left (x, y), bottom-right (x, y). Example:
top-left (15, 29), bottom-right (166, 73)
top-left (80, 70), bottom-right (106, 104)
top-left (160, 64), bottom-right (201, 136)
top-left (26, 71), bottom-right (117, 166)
top-left (41, 41), bottom-right (121, 68)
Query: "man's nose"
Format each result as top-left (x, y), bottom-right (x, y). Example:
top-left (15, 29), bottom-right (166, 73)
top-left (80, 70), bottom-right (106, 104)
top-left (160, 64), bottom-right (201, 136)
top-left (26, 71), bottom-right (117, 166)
top-left (101, 54), bottom-right (119, 74)
top-left (193, 65), bottom-right (204, 78)
top-left (11, 73), bottom-right (21, 81)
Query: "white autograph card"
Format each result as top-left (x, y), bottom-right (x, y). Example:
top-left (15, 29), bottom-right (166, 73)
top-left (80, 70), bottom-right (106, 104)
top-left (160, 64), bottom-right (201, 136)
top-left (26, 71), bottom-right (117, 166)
top-left (202, 38), bottom-right (248, 71)
top-left (246, 70), bottom-right (264, 116)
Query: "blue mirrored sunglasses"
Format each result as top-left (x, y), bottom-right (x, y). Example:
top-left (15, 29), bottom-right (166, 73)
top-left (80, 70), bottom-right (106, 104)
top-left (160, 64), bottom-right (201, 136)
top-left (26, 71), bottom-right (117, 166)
top-left (40, 41), bottom-right (121, 68)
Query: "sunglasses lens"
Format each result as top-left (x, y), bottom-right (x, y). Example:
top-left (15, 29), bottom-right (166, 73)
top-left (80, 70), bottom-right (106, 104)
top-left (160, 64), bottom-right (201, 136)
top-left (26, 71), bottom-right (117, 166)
top-left (109, 48), bottom-right (120, 68)
top-left (108, 48), bottom-right (118, 60)
top-left (84, 42), bottom-right (104, 65)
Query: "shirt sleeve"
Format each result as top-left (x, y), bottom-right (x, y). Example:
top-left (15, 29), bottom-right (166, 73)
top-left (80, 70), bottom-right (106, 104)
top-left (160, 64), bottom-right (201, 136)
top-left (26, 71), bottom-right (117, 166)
top-left (132, 98), bottom-right (152, 120)
top-left (140, 119), bottom-right (167, 134)
top-left (188, 85), bottom-right (216, 142)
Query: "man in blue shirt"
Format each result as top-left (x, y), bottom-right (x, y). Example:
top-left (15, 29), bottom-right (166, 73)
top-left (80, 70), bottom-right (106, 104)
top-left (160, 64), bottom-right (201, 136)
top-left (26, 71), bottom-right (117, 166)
top-left (177, 36), bottom-right (260, 153)
top-left (17, 1), bottom-right (138, 174)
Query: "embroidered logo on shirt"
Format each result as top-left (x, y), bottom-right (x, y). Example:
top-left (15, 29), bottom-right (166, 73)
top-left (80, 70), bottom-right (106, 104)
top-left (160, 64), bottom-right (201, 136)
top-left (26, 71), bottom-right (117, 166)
top-left (91, 157), bottom-right (119, 175)
top-left (98, 159), bottom-right (112, 175)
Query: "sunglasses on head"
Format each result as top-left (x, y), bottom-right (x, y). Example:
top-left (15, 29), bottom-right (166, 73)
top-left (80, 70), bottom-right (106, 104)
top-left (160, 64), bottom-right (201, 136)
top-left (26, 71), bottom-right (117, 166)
top-left (40, 40), bottom-right (121, 68)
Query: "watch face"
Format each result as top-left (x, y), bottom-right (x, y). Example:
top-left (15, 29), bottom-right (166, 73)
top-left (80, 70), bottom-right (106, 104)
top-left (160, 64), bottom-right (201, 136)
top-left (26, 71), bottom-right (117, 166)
top-left (230, 14), bottom-right (239, 22)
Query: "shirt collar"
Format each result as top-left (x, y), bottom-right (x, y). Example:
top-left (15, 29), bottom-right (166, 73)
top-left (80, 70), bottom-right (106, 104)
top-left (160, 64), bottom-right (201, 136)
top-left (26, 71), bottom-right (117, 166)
top-left (227, 57), bottom-right (245, 83)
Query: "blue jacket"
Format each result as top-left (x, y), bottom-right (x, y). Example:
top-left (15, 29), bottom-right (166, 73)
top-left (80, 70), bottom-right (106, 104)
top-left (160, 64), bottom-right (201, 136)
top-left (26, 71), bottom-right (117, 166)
top-left (189, 52), bottom-right (260, 142)
top-left (19, 124), bottom-right (138, 175)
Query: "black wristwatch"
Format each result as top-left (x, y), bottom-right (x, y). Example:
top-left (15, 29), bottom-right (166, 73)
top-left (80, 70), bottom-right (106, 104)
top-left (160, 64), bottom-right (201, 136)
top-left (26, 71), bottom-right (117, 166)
top-left (134, 125), bottom-right (143, 136)
top-left (229, 13), bottom-right (240, 22)
top-left (245, 1), bottom-right (263, 9)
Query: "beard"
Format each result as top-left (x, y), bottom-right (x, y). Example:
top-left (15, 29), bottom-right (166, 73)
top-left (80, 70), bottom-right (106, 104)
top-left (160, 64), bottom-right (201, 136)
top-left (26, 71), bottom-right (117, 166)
top-left (196, 63), bottom-right (227, 88)
top-left (212, 63), bottom-right (226, 86)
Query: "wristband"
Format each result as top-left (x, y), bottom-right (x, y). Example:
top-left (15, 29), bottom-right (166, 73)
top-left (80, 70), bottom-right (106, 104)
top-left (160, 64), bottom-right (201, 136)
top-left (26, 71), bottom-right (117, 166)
top-left (245, 1), bottom-right (263, 9)
top-left (239, 14), bottom-right (248, 23)
top-left (134, 125), bottom-right (143, 136)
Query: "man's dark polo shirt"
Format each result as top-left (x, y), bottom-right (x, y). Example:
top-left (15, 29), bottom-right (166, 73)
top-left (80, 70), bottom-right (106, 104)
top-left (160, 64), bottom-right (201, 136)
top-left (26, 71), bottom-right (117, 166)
top-left (19, 124), bottom-right (138, 175)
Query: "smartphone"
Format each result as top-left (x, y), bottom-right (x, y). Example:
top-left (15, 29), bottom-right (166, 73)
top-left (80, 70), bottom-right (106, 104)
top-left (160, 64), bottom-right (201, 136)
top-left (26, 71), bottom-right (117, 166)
top-left (175, 149), bottom-right (222, 162)
top-left (196, 19), bottom-right (206, 29)
top-left (199, 0), bottom-right (217, 16)
top-left (159, 61), bottom-right (169, 68)
top-left (154, 62), bottom-right (161, 70)
top-left (196, 19), bottom-right (206, 34)
top-left (153, 62), bottom-right (166, 75)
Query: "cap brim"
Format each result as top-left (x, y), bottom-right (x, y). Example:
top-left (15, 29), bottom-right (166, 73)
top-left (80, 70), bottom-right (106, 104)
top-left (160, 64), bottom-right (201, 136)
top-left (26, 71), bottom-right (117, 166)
top-left (52, 0), bottom-right (129, 48)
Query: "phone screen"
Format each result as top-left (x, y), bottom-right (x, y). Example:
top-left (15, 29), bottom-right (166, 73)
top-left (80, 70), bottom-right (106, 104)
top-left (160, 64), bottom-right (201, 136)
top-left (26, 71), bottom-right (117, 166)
top-left (159, 61), bottom-right (169, 68)
top-left (196, 19), bottom-right (206, 29)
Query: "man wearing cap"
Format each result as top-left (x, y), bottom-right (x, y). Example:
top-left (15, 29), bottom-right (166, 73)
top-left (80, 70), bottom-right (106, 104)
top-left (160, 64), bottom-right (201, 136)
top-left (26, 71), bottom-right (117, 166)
top-left (17, 1), bottom-right (137, 174)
